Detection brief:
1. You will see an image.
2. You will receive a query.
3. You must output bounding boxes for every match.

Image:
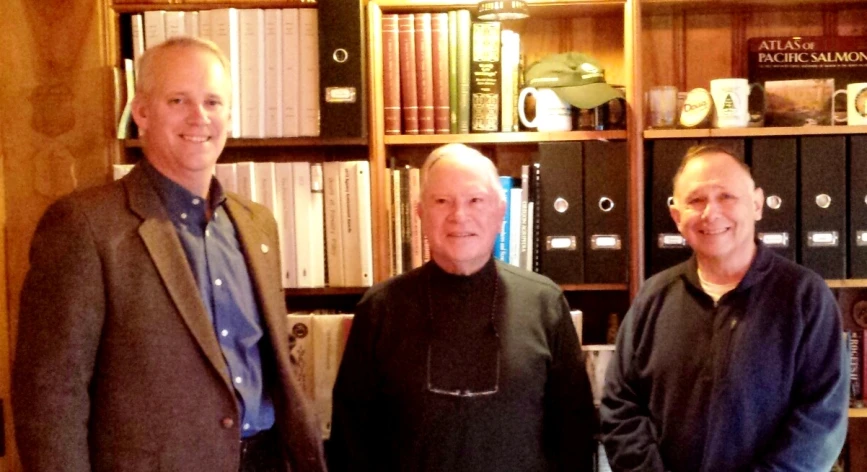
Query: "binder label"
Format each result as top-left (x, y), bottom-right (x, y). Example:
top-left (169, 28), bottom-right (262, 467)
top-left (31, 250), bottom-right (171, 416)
top-left (807, 231), bottom-right (839, 246)
top-left (858, 230), bottom-right (867, 246)
top-left (325, 87), bottom-right (357, 103)
top-left (546, 236), bottom-right (577, 250)
top-left (759, 232), bottom-right (789, 247)
top-left (658, 233), bottom-right (687, 248)
top-left (591, 234), bottom-right (622, 250)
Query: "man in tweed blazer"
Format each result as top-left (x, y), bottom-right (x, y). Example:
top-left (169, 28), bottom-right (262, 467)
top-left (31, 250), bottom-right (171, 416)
top-left (13, 37), bottom-right (325, 472)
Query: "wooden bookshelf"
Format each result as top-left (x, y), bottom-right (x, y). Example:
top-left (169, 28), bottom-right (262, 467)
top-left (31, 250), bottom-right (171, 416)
top-left (645, 125), bottom-right (867, 139)
top-left (123, 137), bottom-right (368, 148)
top-left (384, 130), bottom-right (627, 145)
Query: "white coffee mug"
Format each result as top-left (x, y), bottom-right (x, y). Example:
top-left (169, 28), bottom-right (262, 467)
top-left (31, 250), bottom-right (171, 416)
top-left (833, 82), bottom-right (867, 125)
top-left (517, 87), bottom-right (573, 132)
top-left (710, 78), bottom-right (764, 128)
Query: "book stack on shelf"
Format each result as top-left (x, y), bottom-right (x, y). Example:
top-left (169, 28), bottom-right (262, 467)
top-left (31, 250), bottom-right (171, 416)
top-left (118, 8), bottom-right (321, 140)
top-left (381, 9), bottom-right (521, 136)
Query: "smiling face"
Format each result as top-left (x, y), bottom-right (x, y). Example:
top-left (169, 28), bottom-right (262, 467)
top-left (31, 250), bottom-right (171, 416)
top-left (418, 148), bottom-right (506, 276)
top-left (132, 43), bottom-right (231, 197)
top-left (670, 151), bottom-right (764, 277)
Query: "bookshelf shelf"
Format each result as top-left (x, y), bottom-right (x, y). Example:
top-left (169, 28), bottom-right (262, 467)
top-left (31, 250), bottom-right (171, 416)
top-left (284, 287), bottom-right (368, 296)
top-left (123, 137), bottom-right (368, 148)
top-left (644, 125), bottom-right (867, 140)
top-left (384, 130), bottom-right (628, 146)
top-left (371, 0), bottom-right (625, 16)
top-left (111, 2), bottom-right (318, 14)
top-left (826, 280), bottom-right (867, 289)
top-left (643, 0), bottom-right (865, 15)
top-left (850, 408), bottom-right (867, 418)
top-left (560, 283), bottom-right (629, 292)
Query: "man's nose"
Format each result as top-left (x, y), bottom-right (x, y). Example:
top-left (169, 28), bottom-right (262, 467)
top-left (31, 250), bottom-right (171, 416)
top-left (187, 104), bottom-right (210, 123)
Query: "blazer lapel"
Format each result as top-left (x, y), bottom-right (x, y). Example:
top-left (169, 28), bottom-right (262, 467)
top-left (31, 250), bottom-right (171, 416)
top-left (124, 167), bottom-right (233, 390)
top-left (223, 197), bottom-right (284, 332)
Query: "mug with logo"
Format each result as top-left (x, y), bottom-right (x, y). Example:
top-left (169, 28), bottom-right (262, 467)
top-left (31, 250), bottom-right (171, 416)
top-left (518, 87), bottom-right (573, 132)
top-left (709, 78), bottom-right (765, 128)
top-left (833, 82), bottom-right (867, 125)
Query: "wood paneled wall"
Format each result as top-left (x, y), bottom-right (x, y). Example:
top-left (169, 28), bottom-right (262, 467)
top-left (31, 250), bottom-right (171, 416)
top-left (0, 0), bottom-right (114, 469)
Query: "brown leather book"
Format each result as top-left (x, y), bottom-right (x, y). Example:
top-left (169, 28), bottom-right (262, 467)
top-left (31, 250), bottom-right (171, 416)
top-left (382, 14), bottom-right (401, 135)
top-left (398, 14), bottom-right (419, 134)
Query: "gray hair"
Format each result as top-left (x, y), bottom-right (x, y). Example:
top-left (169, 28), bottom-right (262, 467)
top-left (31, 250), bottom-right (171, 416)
top-left (420, 143), bottom-right (505, 204)
top-left (135, 36), bottom-right (231, 97)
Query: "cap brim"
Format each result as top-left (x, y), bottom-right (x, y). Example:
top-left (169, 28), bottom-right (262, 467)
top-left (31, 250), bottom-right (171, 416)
top-left (552, 83), bottom-right (624, 109)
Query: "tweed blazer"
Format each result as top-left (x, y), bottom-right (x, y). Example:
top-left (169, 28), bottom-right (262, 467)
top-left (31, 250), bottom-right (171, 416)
top-left (13, 164), bottom-right (326, 472)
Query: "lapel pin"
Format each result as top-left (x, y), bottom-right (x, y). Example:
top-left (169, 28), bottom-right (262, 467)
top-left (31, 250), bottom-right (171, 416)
top-left (261, 244), bottom-right (269, 254)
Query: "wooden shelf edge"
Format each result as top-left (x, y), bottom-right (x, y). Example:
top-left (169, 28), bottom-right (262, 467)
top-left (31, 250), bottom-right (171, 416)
top-left (560, 283), bottom-right (629, 292)
top-left (850, 408), bottom-right (867, 418)
top-left (644, 125), bottom-right (867, 140)
top-left (123, 137), bottom-right (368, 148)
top-left (384, 130), bottom-right (627, 145)
top-left (826, 280), bottom-right (867, 289)
top-left (285, 287), bottom-right (368, 296)
top-left (112, 2), bottom-right (318, 13)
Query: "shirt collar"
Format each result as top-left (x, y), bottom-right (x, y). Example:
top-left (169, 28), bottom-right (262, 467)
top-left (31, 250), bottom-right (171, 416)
top-left (683, 239), bottom-right (774, 294)
top-left (140, 159), bottom-right (227, 228)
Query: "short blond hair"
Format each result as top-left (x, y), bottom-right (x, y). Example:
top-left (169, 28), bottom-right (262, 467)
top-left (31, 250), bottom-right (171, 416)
top-left (672, 144), bottom-right (753, 193)
top-left (135, 36), bottom-right (231, 97)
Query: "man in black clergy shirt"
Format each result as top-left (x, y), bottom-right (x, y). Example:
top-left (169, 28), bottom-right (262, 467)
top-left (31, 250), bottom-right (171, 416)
top-left (329, 143), bottom-right (597, 471)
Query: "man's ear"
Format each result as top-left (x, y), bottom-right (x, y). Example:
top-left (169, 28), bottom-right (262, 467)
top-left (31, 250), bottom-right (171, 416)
top-left (753, 186), bottom-right (764, 222)
top-left (669, 197), bottom-right (681, 226)
top-left (130, 96), bottom-right (148, 136)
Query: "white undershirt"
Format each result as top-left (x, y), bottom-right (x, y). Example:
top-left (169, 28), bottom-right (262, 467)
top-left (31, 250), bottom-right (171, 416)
top-left (697, 268), bottom-right (738, 304)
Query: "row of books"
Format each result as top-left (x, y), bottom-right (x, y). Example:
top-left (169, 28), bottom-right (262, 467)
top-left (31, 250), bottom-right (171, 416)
top-left (287, 312), bottom-right (353, 439)
top-left (114, 160), bottom-right (373, 289)
top-left (848, 329), bottom-right (866, 408)
top-left (382, 11), bottom-right (521, 135)
top-left (126, 8), bottom-right (320, 139)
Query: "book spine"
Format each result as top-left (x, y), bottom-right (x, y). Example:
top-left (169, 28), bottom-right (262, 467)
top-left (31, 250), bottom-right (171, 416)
top-left (286, 313), bottom-right (315, 402)
top-left (519, 164), bottom-right (530, 270)
top-left (275, 163), bottom-right (298, 288)
top-left (184, 11), bottom-right (199, 37)
top-left (164, 11), bottom-right (185, 39)
top-left (310, 164), bottom-right (326, 287)
top-left (355, 162), bottom-right (374, 287)
top-left (854, 330), bottom-right (864, 406)
top-left (263, 9), bottom-right (284, 138)
top-left (130, 14), bottom-right (145, 76)
top-left (293, 162), bottom-right (314, 288)
top-left (299, 8), bottom-right (320, 137)
top-left (470, 21), bottom-right (502, 132)
top-left (495, 176), bottom-right (512, 262)
top-left (408, 167), bottom-right (423, 269)
top-left (143, 10), bottom-right (166, 50)
top-left (323, 162), bottom-right (346, 286)
top-left (456, 10), bottom-right (472, 134)
top-left (381, 14), bottom-right (402, 135)
top-left (399, 166), bottom-right (413, 272)
top-left (391, 168), bottom-right (404, 275)
top-left (211, 8), bottom-right (242, 138)
top-left (447, 11), bottom-right (459, 134)
top-left (431, 13), bottom-right (450, 134)
top-left (397, 14), bottom-right (419, 135)
top-left (239, 9), bottom-right (266, 139)
top-left (414, 13), bottom-right (435, 135)
top-left (281, 8), bottom-right (301, 137)
top-left (508, 187), bottom-right (522, 267)
top-left (531, 162), bottom-right (542, 273)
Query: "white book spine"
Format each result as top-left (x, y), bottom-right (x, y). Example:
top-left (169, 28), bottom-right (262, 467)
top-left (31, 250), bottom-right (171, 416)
top-left (164, 11), bottom-right (185, 39)
top-left (185, 11), bottom-right (199, 37)
top-left (130, 14), bottom-right (145, 78)
top-left (292, 161), bottom-right (313, 288)
top-left (298, 8), bottom-right (320, 136)
top-left (264, 9), bottom-right (284, 138)
top-left (355, 161), bottom-right (374, 287)
top-left (323, 162), bottom-right (346, 286)
top-left (525, 202), bottom-right (535, 271)
top-left (281, 9), bottom-right (301, 137)
top-left (198, 10), bottom-right (213, 42)
top-left (211, 8), bottom-right (242, 138)
top-left (309, 163), bottom-right (326, 288)
top-left (143, 10), bottom-right (166, 50)
top-left (275, 163), bottom-right (298, 288)
top-left (214, 163), bottom-right (238, 194)
top-left (239, 9), bottom-right (266, 138)
top-left (341, 162), bottom-right (362, 285)
top-left (235, 161), bottom-right (256, 202)
top-left (508, 187), bottom-right (522, 267)
top-left (253, 162), bottom-right (277, 213)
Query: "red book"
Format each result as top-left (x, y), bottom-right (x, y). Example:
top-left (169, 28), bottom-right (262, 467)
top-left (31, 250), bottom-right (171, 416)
top-left (397, 14), bottom-right (419, 134)
top-left (414, 13), bottom-right (435, 134)
top-left (431, 13), bottom-right (450, 134)
top-left (382, 14), bottom-right (401, 135)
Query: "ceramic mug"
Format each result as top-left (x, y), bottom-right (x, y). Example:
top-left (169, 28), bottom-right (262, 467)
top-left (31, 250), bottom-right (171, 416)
top-left (710, 78), bottom-right (765, 128)
top-left (517, 87), bottom-right (573, 132)
top-left (833, 82), bottom-right (867, 125)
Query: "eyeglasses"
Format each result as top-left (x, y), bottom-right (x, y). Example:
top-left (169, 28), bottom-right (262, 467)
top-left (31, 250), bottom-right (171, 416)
top-left (425, 343), bottom-right (500, 398)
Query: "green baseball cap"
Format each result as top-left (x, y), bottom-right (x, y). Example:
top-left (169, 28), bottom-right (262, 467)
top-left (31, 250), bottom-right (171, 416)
top-left (524, 52), bottom-right (625, 109)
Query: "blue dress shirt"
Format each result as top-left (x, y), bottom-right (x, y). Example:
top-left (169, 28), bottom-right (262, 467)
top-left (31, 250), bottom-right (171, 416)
top-left (142, 161), bottom-right (275, 438)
